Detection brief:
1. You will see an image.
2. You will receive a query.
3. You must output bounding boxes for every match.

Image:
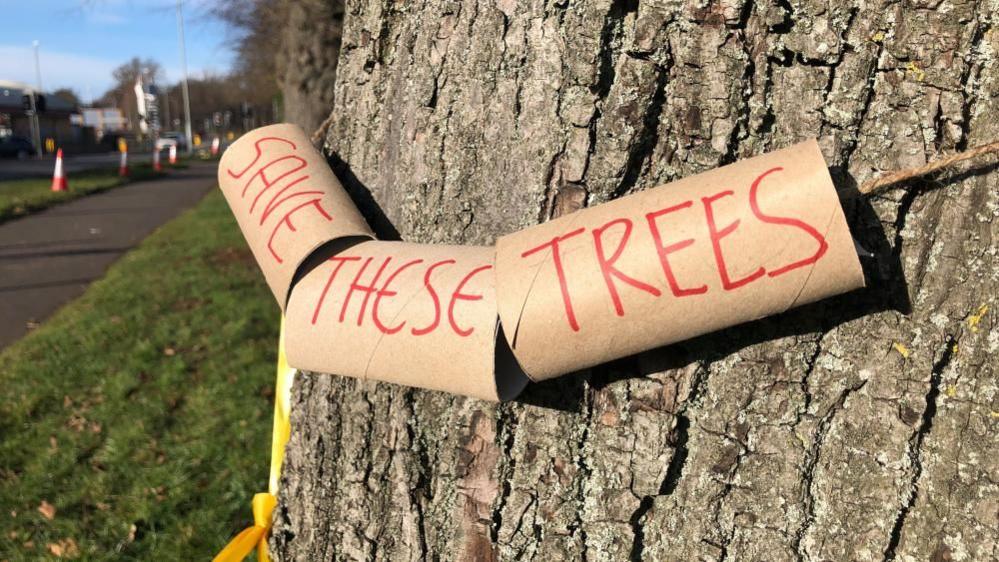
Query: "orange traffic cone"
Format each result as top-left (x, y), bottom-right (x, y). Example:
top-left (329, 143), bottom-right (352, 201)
top-left (168, 144), bottom-right (177, 165)
top-left (210, 137), bottom-right (220, 156)
top-left (153, 148), bottom-right (162, 172)
top-left (119, 149), bottom-right (129, 177)
top-left (50, 149), bottom-right (68, 192)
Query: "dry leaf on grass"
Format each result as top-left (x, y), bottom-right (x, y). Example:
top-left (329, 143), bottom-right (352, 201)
top-left (47, 538), bottom-right (79, 558)
top-left (37, 501), bottom-right (56, 521)
top-left (126, 524), bottom-right (137, 544)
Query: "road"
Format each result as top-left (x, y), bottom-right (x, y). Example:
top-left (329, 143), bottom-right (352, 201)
top-left (0, 151), bottom-right (155, 181)
top-left (0, 161), bottom-right (216, 349)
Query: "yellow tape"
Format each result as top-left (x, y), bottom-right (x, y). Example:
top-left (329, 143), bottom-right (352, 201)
top-left (214, 316), bottom-right (295, 562)
top-left (270, 317), bottom-right (295, 495)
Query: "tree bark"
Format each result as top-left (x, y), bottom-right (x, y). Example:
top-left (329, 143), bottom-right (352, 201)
top-left (277, 0), bottom-right (345, 133)
top-left (272, 1), bottom-right (998, 560)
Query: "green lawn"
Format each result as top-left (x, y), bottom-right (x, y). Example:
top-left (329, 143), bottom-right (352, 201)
top-left (0, 163), bottom-right (172, 224)
top-left (0, 191), bottom-right (280, 560)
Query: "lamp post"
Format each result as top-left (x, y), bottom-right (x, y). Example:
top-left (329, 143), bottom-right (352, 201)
top-left (30, 40), bottom-right (43, 159)
top-left (176, 0), bottom-right (193, 154)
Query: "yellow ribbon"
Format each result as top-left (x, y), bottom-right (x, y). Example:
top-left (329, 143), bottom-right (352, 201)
top-left (212, 493), bottom-right (276, 562)
top-left (214, 317), bottom-right (296, 561)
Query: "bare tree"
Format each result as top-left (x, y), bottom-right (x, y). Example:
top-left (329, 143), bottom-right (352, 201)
top-left (213, 0), bottom-right (343, 132)
top-left (269, 1), bottom-right (998, 560)
top-left (96, 57), bottom-right (164, 132)
top-left (51, 88), bottom-right (81, 107)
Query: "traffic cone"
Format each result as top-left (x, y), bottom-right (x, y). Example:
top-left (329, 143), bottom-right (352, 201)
top-left (119, 149), bottom-right (129, 177)
top-left (153, 148), bottom-right (162, 172)
top-left (211, 137), bottom-right (220, 156)
top-left (168, 144), bottom-right (177, 165)
top-left (50, 149), bottom-right (68, 192)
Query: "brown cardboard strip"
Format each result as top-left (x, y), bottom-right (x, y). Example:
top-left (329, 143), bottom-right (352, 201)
top-left (218, 129), bottom-right (864, 400)
top-left (285, 240), bottom-right (529, 402)
top-left (217, 123), bottom-right (374, 308)
top-left (495, 139), bottom-right (865, 381)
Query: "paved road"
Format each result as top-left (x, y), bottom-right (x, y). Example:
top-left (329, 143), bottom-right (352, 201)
top-left (0, 162), bottom-right (217, 349)
top-left (0, 152), bottom-right (155, 181)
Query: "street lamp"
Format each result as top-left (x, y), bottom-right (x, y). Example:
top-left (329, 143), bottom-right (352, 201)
top-left (30, 40), bottom-right (43, 159)
top-left (176, 0), bottom-right (193, 154)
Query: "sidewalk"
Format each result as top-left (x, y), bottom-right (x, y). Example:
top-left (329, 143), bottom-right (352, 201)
top-left (0, 162), bottom-right (217, 348)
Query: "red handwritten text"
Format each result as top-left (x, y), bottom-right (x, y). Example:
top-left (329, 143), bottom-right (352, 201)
top-left (520, 167), bottom-right (829, 331)
top-left (224, 136), bottom-right (334, 264)
top-left (310, 255), bottom-right (491, 338)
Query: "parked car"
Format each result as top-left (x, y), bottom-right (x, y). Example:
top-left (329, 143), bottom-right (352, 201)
top-left (0, 135), bottom-right (37, 159)
top-left (99, 132), bottom-right (138, 152)
top-left (155, 132), bottom-right (188, 152)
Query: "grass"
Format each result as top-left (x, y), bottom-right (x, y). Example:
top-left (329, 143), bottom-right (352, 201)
top-left (0, 162), bottom-right (189, 224)
top-left (0, 190), bottom-right (280, 560)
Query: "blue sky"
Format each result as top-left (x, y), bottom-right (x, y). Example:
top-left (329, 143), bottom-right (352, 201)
top-left (0, 0), bottom-right (234, 103)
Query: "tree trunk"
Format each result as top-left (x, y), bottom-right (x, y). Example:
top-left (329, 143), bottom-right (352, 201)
top-left (272, 1), bottom-right (998, 560)
top-left (277, 0), bottom-right (345, 133)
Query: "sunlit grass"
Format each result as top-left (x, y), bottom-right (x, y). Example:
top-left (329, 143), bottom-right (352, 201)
top-left (0, 161), bottom-right (191, 224)
top-left (0, 190), bottom-right (279, 560)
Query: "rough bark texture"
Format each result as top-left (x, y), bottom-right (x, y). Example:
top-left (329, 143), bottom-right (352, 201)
top-left (272, 1), bottom-right (998, 560)
top-left (278, 0), bottom-right (345, 133)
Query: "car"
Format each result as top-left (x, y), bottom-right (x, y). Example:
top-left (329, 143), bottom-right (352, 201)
top-left (155, 132), bottom-right (188, 152)
top-left (99, 132), bottom-right (138, 152)
top-left (0, 135), bottom-right (37, 159)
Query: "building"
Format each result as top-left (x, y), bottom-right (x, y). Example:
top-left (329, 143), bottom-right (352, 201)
top-left (72, 107), bottom-right (129, 137)
top-left (0, 79), bottom-right (78, 150)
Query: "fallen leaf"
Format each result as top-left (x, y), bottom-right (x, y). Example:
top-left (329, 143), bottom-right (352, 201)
top-left (95, 502), bottom-right (110, 512)
top-left (22, 540), bottom-right (34, 549)
top-left (49, 436), bottom-right (58, 451)
top-left (67, 415), bottom-right (87, 432)
top-left (89, 422), bottom-right (102, 434)
top-left (163, 347), bottom-right (176, 356)
top-left (47, 538), bottom-right (79, 558)
top-left (38, 500), bottom-right (56, 521)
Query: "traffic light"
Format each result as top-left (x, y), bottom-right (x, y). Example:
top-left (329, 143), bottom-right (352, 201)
top-left (20, 94), bottom-right (46, 112)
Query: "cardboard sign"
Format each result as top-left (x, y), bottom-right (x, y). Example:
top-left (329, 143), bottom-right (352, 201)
top-left (495, 139), bottom-right (865, 381)
top-left (219, 128), bottom-right (865, 400)
top-left (218, 124), bottom-right (374, 307)
top-left (285, 240), bottom-right (529, 401)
